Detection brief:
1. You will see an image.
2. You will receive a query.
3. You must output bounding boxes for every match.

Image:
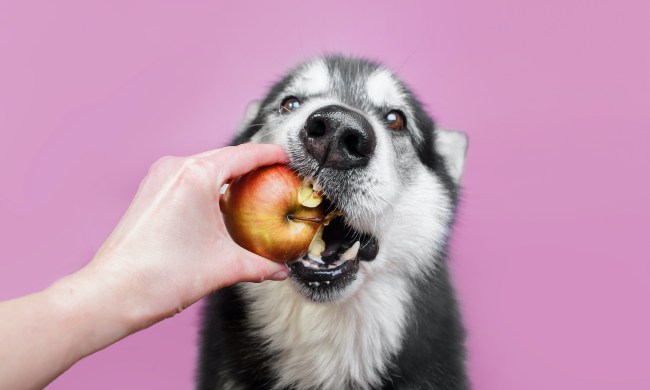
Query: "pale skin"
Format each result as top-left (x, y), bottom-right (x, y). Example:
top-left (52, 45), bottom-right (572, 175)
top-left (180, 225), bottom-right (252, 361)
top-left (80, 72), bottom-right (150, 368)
top-left (0, 144), bottom-right (290, 390)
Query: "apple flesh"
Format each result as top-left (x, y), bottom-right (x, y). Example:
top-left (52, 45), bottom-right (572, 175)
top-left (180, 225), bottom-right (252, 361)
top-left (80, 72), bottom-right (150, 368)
top-left (219, 164), bottom-right (325, 263)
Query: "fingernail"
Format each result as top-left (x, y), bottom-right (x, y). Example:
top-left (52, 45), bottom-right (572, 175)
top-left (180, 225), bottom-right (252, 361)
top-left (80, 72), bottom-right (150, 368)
top-left (270, 270), bottom-right (288, 281)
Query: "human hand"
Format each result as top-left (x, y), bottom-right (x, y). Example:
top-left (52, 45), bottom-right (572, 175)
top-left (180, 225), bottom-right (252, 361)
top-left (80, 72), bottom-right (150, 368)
top-left (79, 143), bottom-right (290, 326)
top-left (0, 144), bottom-right (291, 390)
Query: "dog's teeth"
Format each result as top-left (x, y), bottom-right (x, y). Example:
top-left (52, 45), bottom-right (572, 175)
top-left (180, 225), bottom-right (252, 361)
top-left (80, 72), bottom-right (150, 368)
top-left (303, 255), bottom-right (323, 269)
top-left (306, 253), bottom-right (324, 265)
top-left (324, 281), bottom-right (330, 285)
top-left (312, 181), bottom-right (323, 193)
top-left (306, 252), bottom-right (324, 262)
top-left (308, 225), bottom-right (326, 257)
top-left (308, 281), bottom-right (320, 287)
top-left (328, 258), bottom-right (344, 269)
top-left (340, 241), bottom-right (360, 261)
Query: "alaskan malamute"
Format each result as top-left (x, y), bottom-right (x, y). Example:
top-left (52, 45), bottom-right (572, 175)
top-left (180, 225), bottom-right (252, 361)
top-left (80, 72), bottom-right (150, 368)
top-left (198, 56), bottom-right (469, 390)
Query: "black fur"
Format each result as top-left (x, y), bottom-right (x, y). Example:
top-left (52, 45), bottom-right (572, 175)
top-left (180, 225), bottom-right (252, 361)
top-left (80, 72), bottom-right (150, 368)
top-left (381, 264), bottom-right (467, 389)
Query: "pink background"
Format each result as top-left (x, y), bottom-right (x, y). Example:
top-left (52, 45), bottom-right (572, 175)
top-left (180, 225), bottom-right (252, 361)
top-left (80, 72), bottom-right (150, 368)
top-left (1, 1), bottom-right (649, 389)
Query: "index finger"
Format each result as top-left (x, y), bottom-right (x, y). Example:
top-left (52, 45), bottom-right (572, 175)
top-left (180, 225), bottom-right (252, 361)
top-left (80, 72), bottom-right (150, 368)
top-left (200, 143), bottom-right (289, 181)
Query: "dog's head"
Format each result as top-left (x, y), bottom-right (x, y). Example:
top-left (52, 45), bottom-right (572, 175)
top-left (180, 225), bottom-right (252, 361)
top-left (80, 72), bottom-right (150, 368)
top-left (234, 56), bottom-right (467, 302)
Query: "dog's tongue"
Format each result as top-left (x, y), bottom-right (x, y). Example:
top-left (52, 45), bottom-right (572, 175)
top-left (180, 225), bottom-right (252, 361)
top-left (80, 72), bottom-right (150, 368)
top-left (321, 241), bottom-right (342, 261)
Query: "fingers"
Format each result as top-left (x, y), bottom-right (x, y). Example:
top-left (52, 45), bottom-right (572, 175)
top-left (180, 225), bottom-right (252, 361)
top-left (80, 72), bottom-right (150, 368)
top-left (199, 144), bottom-right (289, 182)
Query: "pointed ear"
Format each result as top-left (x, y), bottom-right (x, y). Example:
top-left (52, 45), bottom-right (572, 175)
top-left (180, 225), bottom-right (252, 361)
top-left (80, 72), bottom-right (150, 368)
top-left (435, 129), bottom-right (469, 184)
top-left (235, 101), bottom-right (261, 134)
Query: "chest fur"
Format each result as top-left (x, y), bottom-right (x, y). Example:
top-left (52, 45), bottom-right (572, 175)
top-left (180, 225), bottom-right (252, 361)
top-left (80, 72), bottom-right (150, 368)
top-left (241, 276), bottom-right (411, 390)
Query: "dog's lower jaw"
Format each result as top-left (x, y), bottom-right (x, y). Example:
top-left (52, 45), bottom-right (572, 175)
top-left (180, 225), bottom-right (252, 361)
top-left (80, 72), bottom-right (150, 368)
top-left (240, 270), bottom-right (410, 390)
top-left (287, 266), bottom-right (362, 303)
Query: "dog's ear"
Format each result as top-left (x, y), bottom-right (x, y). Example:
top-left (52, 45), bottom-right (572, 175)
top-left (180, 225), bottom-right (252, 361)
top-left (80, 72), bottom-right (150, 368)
top-left (235, 100), bottom-right (261, 134)
top-left (435, 129), bottom-right (468, 184)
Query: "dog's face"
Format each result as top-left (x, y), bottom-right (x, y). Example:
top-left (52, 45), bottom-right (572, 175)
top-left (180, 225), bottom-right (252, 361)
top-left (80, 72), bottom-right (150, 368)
top-left (236, 56), bottom-right (467, 302)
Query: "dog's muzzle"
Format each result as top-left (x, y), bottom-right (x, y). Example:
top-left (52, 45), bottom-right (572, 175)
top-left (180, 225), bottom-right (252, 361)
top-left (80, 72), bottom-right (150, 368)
top-left (300, 105), bottom-right (376, 170)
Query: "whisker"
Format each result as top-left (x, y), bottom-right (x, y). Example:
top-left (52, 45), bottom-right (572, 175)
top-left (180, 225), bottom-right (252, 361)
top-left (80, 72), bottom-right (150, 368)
top-left (375, 192), bottom-right (400, 228)
top-left (245, 122), bottom-right (266, 129)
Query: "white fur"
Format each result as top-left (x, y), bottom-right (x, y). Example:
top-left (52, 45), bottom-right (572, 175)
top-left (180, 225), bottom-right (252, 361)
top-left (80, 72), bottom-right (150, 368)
top-left (289, 59), bottom-right (330, 96)
top-left (365, 69), bottom-right (403, 107)
top-left (435, 129), bottom-right (468, 184)
top-left (364, 69), bottom-right (425, 145)
top-left (241, 272), bottom-right (409, 389)
top-left (378, 167), bottom-right (453, 276)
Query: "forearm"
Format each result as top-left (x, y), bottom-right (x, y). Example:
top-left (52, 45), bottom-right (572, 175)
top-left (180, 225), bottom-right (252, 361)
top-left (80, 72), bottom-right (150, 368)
top-left (0, 264), bottom-right (149, 389)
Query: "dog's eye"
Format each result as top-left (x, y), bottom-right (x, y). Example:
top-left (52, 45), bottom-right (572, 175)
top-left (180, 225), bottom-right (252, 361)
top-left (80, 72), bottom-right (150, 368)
top-left (280, 96), bottom-right (301, 113)
top-left (385, 110), bottom-right (405, 131)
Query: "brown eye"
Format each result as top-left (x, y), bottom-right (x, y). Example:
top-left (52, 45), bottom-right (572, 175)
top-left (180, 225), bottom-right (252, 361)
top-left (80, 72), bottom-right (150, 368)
top-left (385, 110), bottom-right (405, 130)
top-left (280, 96), bottom-right (301, 113)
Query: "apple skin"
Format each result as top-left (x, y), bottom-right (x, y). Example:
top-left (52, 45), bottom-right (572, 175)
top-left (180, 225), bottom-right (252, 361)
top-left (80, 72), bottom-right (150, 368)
top-left (220, 164), bottom-right (325, 263)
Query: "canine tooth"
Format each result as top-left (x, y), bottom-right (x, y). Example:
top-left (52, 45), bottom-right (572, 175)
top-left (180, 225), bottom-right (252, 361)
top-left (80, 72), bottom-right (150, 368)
top-left (324, 281), bottom-right (330, 285)
top-left (308, 225), bottom-right (326, 257)
top-left (312, 181), bottom-right (323, 193)
top-left (340, 241), bottom-right (360, 261)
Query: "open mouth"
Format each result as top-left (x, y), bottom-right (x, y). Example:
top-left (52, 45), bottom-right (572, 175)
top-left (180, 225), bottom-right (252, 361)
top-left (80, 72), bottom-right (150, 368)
top-left (288, 182), bottom-right (379, 292)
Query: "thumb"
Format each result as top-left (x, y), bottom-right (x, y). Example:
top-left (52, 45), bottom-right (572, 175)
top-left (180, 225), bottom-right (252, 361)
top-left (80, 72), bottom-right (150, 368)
top-left (229, 249), bottom-right (290, 284)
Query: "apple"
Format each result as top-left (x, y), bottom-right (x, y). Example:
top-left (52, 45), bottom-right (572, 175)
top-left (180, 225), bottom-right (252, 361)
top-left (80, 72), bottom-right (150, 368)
top-left (219, 164), bottom-right (326, 262)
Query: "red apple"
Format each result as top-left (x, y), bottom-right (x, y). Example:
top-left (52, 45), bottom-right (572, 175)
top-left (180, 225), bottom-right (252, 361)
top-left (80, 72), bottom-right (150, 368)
top-left (219, 164), bottom-right (325, 262)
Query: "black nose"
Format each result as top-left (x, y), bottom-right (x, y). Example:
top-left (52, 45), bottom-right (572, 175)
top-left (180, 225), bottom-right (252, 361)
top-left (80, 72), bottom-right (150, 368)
top-left (300, 105), bottom-right (376, 169)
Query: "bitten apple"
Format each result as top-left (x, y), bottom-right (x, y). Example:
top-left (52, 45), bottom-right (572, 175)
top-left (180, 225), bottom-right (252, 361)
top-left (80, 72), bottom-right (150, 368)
top-left (220, 164), bottom-right (325, 262)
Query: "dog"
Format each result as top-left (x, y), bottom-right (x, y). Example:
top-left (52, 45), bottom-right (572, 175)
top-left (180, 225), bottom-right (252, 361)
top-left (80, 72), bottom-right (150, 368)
top-left (197, 56), bottom-right (469, 389)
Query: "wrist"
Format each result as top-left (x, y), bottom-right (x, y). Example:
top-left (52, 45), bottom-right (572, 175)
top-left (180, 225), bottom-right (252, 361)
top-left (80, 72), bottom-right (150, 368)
top-left (46, 261), bottom-right (154, 361)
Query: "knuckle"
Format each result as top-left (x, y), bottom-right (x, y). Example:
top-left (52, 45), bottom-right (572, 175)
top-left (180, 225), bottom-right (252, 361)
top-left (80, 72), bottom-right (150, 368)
top-left (179, 157), bottom-right (208, 173)
top-left (149, 155), bottom-right (178, 175)
top-left (177, 157), bottom-right (212, 186)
